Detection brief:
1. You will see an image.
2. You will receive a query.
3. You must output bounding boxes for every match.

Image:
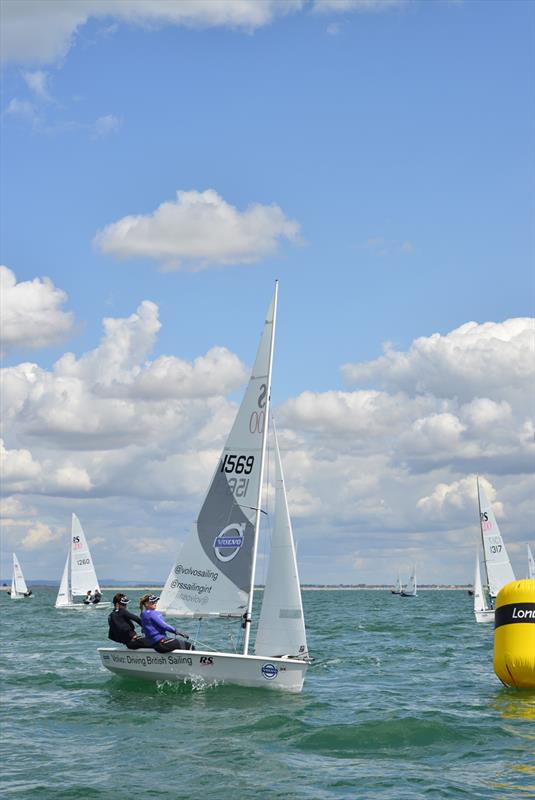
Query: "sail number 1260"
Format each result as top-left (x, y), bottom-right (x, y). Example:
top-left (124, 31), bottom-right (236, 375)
top-left (220, 454), bottom-right (254, 475)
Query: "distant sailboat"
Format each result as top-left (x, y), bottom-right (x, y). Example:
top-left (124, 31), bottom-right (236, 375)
top-left (401, 566), bottom-right (417, 597)
top-left (10, 553), bottom-right (32, 599)
top-left (473, 477), bottom-right (515, 624)
top-left (527, 544), bottom-right (535, 580)
top-left (55, 514), bottom-right (107, 608)
top-left (391, 574), bottom-right (402, 595)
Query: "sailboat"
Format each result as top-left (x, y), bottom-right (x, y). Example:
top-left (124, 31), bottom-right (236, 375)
top-left (98, 283), bottom-right (311, 692)
top-left (55, 513), bottom-right (108, 609)
top-left (391, 574), bottom-right (402, 595)
top-left (473, 477), bottom-right (515, 624)
top-left (400, 566), bottom-right (417, 597)
top-left (10, 553), bottom-right (32, 599)
top-left (527, 544), bottom-right (535, 580)
top-left (473, 552), bottom-right (493, 623)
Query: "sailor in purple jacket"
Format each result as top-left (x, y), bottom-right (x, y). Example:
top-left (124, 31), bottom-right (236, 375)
top-left (139, 594), bottom-right (193, 652)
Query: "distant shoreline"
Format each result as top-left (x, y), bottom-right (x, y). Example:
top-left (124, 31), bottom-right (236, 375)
top-left (2, 583), bottom-right (472, 591)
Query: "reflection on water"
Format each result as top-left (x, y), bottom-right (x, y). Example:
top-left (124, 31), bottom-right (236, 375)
top-left (491, 689), bottom-right (535, 796)
top-left (493, 688), bottom-right (535, 722)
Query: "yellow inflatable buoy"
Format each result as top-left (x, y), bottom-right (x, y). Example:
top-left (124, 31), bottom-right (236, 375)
top-left (494, 579), bottom-right (535, 689)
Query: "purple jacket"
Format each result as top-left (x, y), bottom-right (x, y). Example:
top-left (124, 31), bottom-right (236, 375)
top-left (140, 609), bottom-right (177, 644)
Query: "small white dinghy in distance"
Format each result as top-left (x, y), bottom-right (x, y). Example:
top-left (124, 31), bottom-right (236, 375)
top-left (10, 553), bottom-right (32, 599)
top-left (391, 574), bottom-right (402, 595)
top-left (400, 566), bottom-right (417, 597)
top-left (99, 283), bottom-right (310, 692)
top-left (55, 514), bottom-right (108, 609)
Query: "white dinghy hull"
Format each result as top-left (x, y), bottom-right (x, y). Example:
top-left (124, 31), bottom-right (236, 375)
top-left (98, 647), bottom-right (308, 693)
top-left (474, 608), bottom-right (494, 624)
top-left (57, 602), bottom-right (110, 610)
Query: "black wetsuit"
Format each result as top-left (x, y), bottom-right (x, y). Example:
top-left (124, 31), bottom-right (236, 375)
top-left (108, 607), bottom-right (152, 649)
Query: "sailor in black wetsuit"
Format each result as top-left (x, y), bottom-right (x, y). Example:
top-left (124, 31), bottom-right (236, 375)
top-left (108, 593), bottom-right (151, 649)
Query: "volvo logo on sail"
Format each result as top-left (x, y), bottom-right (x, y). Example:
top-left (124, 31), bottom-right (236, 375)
top-left (213, 523), bottom-right (245, 562)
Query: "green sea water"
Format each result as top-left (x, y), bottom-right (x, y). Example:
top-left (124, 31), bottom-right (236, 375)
top-left (1, 587), bottom-right (533, 799)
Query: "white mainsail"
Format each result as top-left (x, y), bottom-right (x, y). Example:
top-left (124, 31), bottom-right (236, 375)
top-left (527, 544), bottom-right (535, 580)
top-left (391, 574), bottom-right (402, 594)
top-left (70, 513), bottom-right (100, 596)
top-left (159, 287), bottom-right (277, 631)
top-left (11, 553), bottom-right (29, 598)
top-left (254, 425), bottom-right (308, 659)
top-left (477, 478), bottom-right (515, 599)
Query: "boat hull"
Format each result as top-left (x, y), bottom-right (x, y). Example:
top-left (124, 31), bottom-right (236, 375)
top-left (98, 647), bottom-right (308, 692)
top-left (56, 602), bottom-right (110, 609)
top-left (474, 608), bottom-right (494, 623)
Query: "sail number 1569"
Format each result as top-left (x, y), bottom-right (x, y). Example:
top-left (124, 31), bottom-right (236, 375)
top-left (220, 454), bottom-right (254, 475)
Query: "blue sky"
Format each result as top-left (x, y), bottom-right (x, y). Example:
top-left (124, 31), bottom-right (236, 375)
top-left (1, 0), bottom-right (534, 587)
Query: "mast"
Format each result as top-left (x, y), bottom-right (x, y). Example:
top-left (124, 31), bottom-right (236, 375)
top-left (476, 476), bottom-right (491, 596)
top-left (242, 280), bottom-right (278, 655)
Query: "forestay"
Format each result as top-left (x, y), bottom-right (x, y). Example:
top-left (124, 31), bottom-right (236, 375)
top-left (477, 480), bottom-right (515, 598)
top-left (254, 426), bottom-right (308, 659)
top-left (159, 289), bottom-right (277, 619)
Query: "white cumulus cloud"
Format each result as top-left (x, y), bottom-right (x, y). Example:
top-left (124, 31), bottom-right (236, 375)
top-left (1, 0), bottom-right (305, 65)
top-left (22, 521), bottom-right (61, 550)
top-left (94, 189), bottom-right (301, 270)
top-left (313, 0), bottom-right (406, 11)
top-left (0, 266), bottom-right (74, 354)
top-left (1, 297), bottom-right (248, 457)
top-left (342, 318), bottom-right (535, 411)
top-left (1, 291), bottom-right (532, 584)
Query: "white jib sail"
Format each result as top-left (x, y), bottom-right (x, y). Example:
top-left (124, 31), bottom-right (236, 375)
top-left (473, 554), bottom-right (488, 614)
top-left (70, 513), bottom-right (100, 597)
top-left (159, 286), bottom-right (278, 619)
top-left (11, 553), bottom-right (28, 597)
top-left (55, 553), bottom-right (71, 607)
top-left (527, 544), bottom-right (535, 580)
top-left (254, 426), bottom-right (308, 659)
top-left (477, 479), bottom-right (515, 598)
